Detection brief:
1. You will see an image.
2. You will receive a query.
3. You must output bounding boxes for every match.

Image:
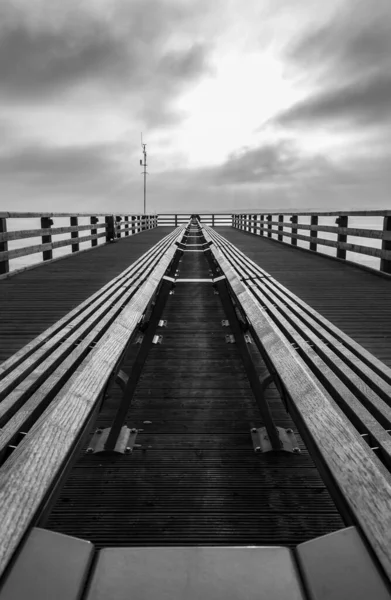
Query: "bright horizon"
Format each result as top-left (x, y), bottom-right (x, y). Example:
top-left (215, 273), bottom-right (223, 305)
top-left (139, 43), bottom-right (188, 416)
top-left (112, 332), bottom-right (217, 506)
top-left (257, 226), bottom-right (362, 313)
top-left (0, 0), bottom-right (390, 214)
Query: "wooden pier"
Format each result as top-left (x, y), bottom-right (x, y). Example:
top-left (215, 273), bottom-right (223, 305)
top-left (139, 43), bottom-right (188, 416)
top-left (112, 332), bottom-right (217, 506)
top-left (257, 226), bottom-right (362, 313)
top-left (0, 211), bottom-right (390, 599)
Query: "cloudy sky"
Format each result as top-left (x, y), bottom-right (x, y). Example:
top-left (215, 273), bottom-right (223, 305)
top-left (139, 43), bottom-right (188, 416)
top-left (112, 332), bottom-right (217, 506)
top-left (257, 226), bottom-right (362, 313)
top-left (0, 0), bottom-right (390, 214)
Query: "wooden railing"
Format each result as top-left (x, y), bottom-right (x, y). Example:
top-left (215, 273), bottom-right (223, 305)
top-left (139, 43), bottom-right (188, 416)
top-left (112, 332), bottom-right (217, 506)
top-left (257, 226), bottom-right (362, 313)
top-left (158, 214), bottom-right (232, 227)
top-left (232, 211), bottom-right (391, 274)
top-left (0, 213), bottom-right (158, 275)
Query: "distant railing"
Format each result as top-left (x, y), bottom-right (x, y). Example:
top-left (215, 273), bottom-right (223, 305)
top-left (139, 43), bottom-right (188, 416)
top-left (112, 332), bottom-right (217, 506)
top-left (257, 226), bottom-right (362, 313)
top-left (0, 212), bottom-right (158, 275)
top-left (232, 210), bottom-right (391, 275)
top-left (158, 214), bottom-right (232, 227)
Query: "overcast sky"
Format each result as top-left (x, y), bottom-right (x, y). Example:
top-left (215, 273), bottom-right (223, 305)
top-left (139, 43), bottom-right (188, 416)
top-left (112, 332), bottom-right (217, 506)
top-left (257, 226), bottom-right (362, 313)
top-left (0, 0), bottom-right (390, 214)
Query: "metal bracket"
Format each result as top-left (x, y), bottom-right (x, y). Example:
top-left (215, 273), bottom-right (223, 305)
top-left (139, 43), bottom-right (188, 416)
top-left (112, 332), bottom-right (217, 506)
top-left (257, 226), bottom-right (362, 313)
top-left (158, 320), bottom-right (167, 327)
top-left (86, 426), bottom-right (138, 455)
top-left (250, 427), bottom-right (300, 454)
top-left (135, 334), bottom-right (144, 344)
top-left (244, 334), bottom-right (252, 344)
top-left (152, 335), bottom-right (163, 344)
top-left (225, 334), bottom-right (235, 343)
top-left (221, 320), bottom-right (229, 327)
top-left (115, 369), bottom-right (129, 393)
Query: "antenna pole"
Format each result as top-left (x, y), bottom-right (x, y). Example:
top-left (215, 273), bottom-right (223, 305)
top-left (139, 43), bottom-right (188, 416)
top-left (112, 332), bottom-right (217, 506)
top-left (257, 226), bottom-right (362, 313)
top-left (141, 133), bottom-right (147, 215)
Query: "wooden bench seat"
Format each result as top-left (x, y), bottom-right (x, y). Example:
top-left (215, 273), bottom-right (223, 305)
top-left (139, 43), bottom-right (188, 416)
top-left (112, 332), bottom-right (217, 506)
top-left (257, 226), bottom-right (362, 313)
top-left (0, 227), bottom-right (185, 580)
top-left (1, 526), bottom-right (389, 599)
top-left (202, 224), bottom-right (391, 584)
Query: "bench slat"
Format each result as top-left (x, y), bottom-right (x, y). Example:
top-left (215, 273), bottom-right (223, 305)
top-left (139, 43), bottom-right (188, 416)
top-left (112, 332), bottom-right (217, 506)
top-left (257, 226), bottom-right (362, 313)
top-left (0, 239), bottom-right (181, 580)
top-left (202, 227), bottom-right (391, 581)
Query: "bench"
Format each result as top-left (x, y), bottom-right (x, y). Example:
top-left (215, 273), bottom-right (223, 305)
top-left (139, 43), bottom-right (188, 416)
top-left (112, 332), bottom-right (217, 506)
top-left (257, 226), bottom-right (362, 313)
top-left (0, 525), bottom-right (390, 599)
top-left (0, 226), bottom-right (186, 580)
top-left (202, 223), bottom-right (391, 585)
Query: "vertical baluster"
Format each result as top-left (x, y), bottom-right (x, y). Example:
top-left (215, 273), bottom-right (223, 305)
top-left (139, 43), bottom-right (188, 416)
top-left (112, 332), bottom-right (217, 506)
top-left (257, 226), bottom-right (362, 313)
top-left (124, 216), bottom-right (129, 236)
top-left (41, 217), bottom-right (53, 261)
top-left (291, 215), bottom-right (298, 246)
top-left (310, 215), bottom-right (318, 251)
top-left (267, 214), bottom-right (272, 238)
top-left (0, 217), bottom-right (9, 274)
top-left (70, 216), bottom-right (79, 252)
top-left (336, 215), bottom-right (348, 259)
top-left (380, 216), bottom-right (391, 273)
top-left (278, 214), bottom-right (283, 241)
top-left (90, 216), bottom-right (98, 247)
top-left (260, 215), bottom-right (264, 236)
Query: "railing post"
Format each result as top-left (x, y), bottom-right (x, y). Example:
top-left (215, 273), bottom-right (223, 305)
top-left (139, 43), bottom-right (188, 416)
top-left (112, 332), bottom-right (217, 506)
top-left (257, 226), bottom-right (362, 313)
top-left (380, 216), bottom-right (391, 274)
top-left (90, 216), bottom-right (98, 247)
top-left (278, 214), bottom-right (283, 241)
top-left (115, 216), bottom-right (122, 238)
top-left (105, 215), bottom-right (115, 242)
top-left (0, 217), bottom-right (9, 274)
top-left (41, 217), bottom-right (53, 261)
top-left (131, 216), bottom-right (136, 234)
top-left (310, 215), bottom-right (318, 251)
top-left (291, 215), bottom-right (298, 246)
top-left (137, 215), bottom-right (141, 233)
top-left (336, 215), bottom-right (348, 259)
top-left (260, 214), bottom-right (264, 236)
top-left (212, 214), bottom-right (215, 227)
top-left (267, 214), bottom-right (272, 238)
top-left (124, 216), bottom-right (129, 236)
top-left (70, 216), bottom-right (79, 252)
top-left (253, 214), bottom-right (257, 234)
top-left (175, 214), bottom-right (178, 227)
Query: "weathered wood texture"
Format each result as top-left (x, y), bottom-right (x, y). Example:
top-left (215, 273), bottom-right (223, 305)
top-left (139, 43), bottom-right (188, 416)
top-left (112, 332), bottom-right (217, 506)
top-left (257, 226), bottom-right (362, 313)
top-left (0, 228), bottom-right (174, 364)
top-left (217, 227), bottom-right (391, 368)
top-left (45, 246), bottom-right (344, 549)
top-left (203, 225), bottom-right (391, 582)
top-left (0, 228), bottom-right (184, 580)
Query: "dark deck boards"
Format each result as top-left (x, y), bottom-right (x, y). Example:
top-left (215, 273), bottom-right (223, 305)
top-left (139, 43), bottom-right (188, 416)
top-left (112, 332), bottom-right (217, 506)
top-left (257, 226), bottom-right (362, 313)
top-left (217, 227), bottom-right (391, 368)
top-left (0, 228), bottom-right (174, 364)
top-left (44, 241), bottom-right (344, 547)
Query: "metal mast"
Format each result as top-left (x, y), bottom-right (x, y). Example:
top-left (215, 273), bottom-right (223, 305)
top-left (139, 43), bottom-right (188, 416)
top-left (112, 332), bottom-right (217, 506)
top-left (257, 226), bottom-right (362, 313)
top-left (140, 133), bottom-right (148, 215)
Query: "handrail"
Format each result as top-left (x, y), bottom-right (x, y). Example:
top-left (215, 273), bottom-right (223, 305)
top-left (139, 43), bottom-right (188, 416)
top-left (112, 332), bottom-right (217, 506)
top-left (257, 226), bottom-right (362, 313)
top-left (0, 214), bottom-right (158, 276)
top-left (232, 212), bottom-right (391, 274)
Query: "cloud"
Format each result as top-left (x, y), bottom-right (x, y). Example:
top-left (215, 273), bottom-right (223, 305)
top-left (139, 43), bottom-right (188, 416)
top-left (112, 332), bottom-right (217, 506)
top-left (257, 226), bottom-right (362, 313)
top-left (273, 0), bottom-right (391, 128)
top-left (0, 0), bottom-right (214, 130)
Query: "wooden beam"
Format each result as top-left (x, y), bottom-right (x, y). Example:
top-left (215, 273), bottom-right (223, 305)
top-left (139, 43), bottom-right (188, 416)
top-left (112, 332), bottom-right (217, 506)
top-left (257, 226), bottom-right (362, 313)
top-left (244, 227), bottom-right (391, 261)
top-left (90, 217), bottom-right (98, 247)
top-left (0, 223), bottom-right (106, 243)
top-left (40, 217), bottom-right (53, 261)
top-left (278, 214), bottom-right (284, 242)
top-left (70, 217), bottom-right (79, 253)
top-left (267, 214), bottom-right (272, 238)
top-left (0, 217), bottom-right (9, 274)
top-left (380, 216), bottom-right (391, 274)
top-left (337, 216), bottom-right (348, 259)
top-left (291, 215), bottom-right (298, 246)
top-left (0, 233), bottom-right (107, 262)
top-left (310, 215), bottom-right (318, 251)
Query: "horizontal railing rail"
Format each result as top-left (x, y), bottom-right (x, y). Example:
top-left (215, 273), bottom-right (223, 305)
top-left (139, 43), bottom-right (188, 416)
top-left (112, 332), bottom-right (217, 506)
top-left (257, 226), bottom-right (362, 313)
top-left (158, 214), bottom-right (232, 227)
top-left (232, 211), bottom-right (391, 275)
top-left (202, 223), bottom-right (391, 583)
top-left (0, 213), bottom-right (158, 276)
top-left (0, 225), bottom-right (185, 579)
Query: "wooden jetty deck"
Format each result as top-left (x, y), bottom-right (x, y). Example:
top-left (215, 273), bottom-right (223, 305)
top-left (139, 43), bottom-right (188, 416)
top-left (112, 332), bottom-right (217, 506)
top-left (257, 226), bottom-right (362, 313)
top-left (0, 212), bottom-right (391, 598)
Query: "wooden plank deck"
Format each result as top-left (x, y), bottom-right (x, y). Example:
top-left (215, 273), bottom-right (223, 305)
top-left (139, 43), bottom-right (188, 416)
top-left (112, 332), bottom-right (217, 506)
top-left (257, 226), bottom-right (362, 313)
top-left (0, 228), bottom-right (174, 364)
top-left (217, 228), bottom-right (391, 368)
